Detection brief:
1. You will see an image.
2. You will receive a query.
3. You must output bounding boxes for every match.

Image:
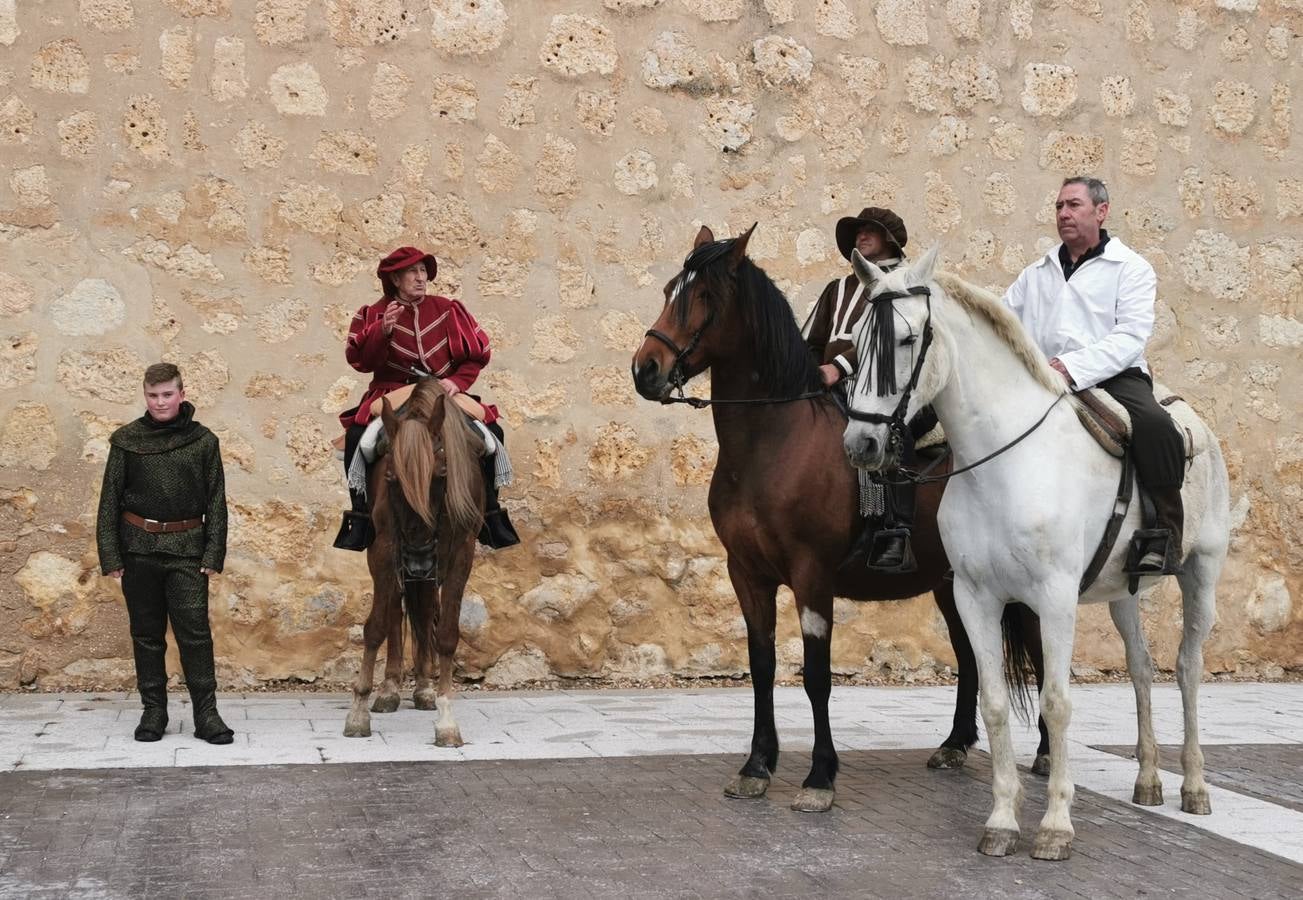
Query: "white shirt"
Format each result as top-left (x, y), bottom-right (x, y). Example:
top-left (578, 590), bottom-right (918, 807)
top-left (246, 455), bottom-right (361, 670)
top-left (1001, 235), bottom-right (1157, 390)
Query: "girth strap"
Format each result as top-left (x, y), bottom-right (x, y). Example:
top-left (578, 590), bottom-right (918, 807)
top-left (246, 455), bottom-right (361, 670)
top-left (1079, 452), bottom-right (1134, 595)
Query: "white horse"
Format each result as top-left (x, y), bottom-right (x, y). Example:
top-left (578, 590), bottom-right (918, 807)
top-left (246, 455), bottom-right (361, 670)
top-left (841, 247), bottom-right (1229, 861)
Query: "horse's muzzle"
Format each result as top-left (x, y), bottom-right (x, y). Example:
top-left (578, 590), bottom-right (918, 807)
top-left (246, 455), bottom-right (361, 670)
top-left (632, 358), bottom-right (670, 402)
top-left (399, 543), bottom-right (437, 582)
top-left (844, 424), bottom-right (892, 472)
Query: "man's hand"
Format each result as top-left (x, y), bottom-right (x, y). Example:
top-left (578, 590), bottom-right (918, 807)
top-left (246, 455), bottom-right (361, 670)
top-left (438, 378), bottom-right (460, 396)
top-left (200, 567), bottom-right (217, 577)
top-left (1048, 357), bottom-right (1075, 388)
top-left (381, 302), bottom-right (402, 336)
top-left (107, 569), bottom-right (123, 581)
top-left (818, 364), bottom-right (842, 387)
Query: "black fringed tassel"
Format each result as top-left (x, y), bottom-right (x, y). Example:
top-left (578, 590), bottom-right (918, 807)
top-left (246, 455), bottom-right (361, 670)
top-left (867, 299), bottom-right (898, 397)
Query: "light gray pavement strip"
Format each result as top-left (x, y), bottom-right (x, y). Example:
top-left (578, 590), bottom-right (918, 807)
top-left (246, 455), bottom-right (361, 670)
top-left (3, 683), bottom-right (1302, 863)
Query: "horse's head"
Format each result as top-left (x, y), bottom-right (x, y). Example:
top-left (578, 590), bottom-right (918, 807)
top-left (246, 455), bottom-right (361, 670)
top-left (843, 245), bottom-right (949, 471)
top-left (631, 223), bottom-right (755, 401)
top-left (377, 381), bottom-right (482, 581)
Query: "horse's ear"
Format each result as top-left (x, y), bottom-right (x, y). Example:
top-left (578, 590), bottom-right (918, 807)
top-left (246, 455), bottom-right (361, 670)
top-left (728, 222), bottom-right (757, 268)
top-left (380, 395), bottom-right (399, 436)
top-left (694, 225), bottom-right (714, 248)
top-left (910, 245), bottom-right (941, 284)
top-left (851, 248), bottom-right (887, 288)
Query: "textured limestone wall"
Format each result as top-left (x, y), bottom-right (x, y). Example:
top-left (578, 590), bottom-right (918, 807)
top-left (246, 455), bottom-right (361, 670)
top-left (0, 0), bottom-right (1299, 690)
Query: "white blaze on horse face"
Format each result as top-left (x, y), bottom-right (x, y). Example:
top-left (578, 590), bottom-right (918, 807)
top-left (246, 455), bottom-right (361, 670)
top-left (799, 607), bottom-right (829, 640)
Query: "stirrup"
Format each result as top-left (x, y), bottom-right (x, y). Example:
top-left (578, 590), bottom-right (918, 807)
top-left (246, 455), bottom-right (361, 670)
top-left (1123, 528), bottom-right (1181, 576)
top-left (333, 510), bottom-right (374, 551)
top-left (866, 527), bottom-right (917, 574)
top-left (477, 509), bottom-right (521, 549)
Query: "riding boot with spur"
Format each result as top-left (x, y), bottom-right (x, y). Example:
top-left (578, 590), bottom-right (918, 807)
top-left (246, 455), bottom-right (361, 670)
top-left (868, 482), bottom-right (918, 574)
top-left (1131, 487), bottom-right (1185, 576)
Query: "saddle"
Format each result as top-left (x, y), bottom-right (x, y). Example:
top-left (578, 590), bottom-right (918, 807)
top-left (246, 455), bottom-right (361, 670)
top-left (1071, 385), bottom-right (1195, 462)
top-left (1072, 383), bottom-right (1199, 595)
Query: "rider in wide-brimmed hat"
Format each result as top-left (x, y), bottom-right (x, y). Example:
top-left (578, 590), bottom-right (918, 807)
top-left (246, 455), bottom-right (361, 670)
top-left (333, 245), bottom-right (520, 552)
top-left (803, 206), bottom-right (933, 574)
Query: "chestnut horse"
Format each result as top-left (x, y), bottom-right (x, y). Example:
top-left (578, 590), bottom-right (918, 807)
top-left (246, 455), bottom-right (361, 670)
top-left (631, 225), bottom-right (1045, 812)
top-left (343, 379), bottom-right (483, 747)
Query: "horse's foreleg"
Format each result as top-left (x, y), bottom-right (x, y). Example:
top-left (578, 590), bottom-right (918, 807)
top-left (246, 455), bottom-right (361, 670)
top-left (345, 594), bottom-right (390, 737)
top-left (433, 543), bottom-right (471, 748)
top-left (957, 581), bottom-right (1024, 857)
top-left (1175, 551), bottom-right (1220, 815)
top-left (1110, 596), bottom-right (1161, 806)
top-left (1029, 593), bottom-right (1077, 862)
top-left (372, 590), bottom-right (404, 713)
top-left (723, 560), bottom-right (778, 801)
top-left (790, 574), bottom-right (837, 813)
top-left (930, 580), bottom-right (977, 770)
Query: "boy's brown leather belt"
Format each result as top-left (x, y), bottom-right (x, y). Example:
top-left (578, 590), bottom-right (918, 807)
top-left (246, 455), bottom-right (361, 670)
top-left (122, 511), bottom-right (204, 533)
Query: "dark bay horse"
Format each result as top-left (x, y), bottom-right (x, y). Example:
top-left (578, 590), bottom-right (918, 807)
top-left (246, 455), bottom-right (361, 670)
top-left (631, 225), bottom-right (1046, 812)
top-left (343, 379), bottom-right (484, 747)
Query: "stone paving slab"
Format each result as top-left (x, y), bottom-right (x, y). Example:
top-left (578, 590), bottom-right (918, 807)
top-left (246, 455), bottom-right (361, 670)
top-left (1095, 743), bottom-right (1303, 815)
top-left (3, 683), bottom-right (1302, 867)
top-left (0, 750), bottom-right (1297, 900)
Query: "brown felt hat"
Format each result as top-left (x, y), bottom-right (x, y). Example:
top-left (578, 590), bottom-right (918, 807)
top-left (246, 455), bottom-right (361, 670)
top-left (835, 207), bottom-right (908, 261)
top-left (377, 246), bottom-right (437, 296)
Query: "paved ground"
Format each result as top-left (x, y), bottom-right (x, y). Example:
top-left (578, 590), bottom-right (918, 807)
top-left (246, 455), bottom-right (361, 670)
top-left (1, 683), bottom-right (1299, 897)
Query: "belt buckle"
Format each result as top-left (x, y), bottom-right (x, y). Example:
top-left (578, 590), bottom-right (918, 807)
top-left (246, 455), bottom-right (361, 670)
top-left (144, 517), bottom-right (161, 531)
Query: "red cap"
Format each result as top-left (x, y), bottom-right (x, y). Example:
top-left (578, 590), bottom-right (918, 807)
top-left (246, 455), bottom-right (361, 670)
top-left (377, 246), bottom-right (437, 296)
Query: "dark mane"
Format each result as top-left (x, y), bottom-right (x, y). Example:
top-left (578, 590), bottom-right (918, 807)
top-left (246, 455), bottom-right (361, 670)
top-left (674, 241), bottom-right (822, 399)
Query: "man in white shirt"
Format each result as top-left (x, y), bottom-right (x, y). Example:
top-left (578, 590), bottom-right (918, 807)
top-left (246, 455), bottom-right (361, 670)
top-left (1002, 177), bottom-right (1185, 574)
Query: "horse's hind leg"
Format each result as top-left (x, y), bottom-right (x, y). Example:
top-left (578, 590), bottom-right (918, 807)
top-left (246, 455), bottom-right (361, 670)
top-left (1013, 603), bottom-right (1052, 777)
top-left (371, 597), bottom-right (403, 713)
top-left (723, 560), bottom-right (779, 801)
top-left (412, 583), bottom-right (438, 711)
top-left (929, 580), bottom-right (977, 770)
top-left (791, 571), bottom-right (838, 813)
top-left (1109, 595), bottom-right (1162, 806)
top-left (345, 594), bottom-right (390, 737)
top-left (1175, 548), bottom-right (1221, 815)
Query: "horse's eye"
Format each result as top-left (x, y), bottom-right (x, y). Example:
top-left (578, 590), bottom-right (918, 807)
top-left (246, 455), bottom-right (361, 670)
top-left (899, 335), bottom-right (917, 347)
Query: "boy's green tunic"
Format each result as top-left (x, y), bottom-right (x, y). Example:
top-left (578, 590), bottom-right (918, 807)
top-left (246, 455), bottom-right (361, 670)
top-left (96, 402), bottom-right (230, 739)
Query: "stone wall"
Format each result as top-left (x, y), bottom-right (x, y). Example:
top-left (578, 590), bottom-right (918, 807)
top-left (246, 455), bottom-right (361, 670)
top-left (0, 0), bottom-right (1299, 690)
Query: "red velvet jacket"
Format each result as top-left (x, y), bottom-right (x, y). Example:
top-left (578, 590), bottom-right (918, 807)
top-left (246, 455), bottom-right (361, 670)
top-left (340, 294), bottom-right (499, 428)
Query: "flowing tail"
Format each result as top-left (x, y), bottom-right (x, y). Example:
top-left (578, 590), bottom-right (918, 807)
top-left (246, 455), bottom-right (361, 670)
top-left (1001, 604), bottom-right (1037, 725)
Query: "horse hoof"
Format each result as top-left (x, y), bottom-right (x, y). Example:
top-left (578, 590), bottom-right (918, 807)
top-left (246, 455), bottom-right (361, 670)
top-left (371, 694), bottom-right (400, 714)
top-left (1181, 789), bottom-right (1212, 816)
top-left (724, 775), bottom-right (770, 800)
top-left (978, 828), bottom-right (1019, 857)
top-left (790, 788), bottom-right (835, 813)
top-left (434, 727), bottom-right (464, 748)
top-left (1031, 754), bottom-right (1051, 777)
top-left (927, 747), bottom-right (967, 770)
top-left (1132, 782), bottom-right (1164, 806)
top-left (1031, 830), bottom-right (1073, 861)
top-left (343, 719), bottom-right (371, 738)
top-left (413, 689), bottom-right (437, 711)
